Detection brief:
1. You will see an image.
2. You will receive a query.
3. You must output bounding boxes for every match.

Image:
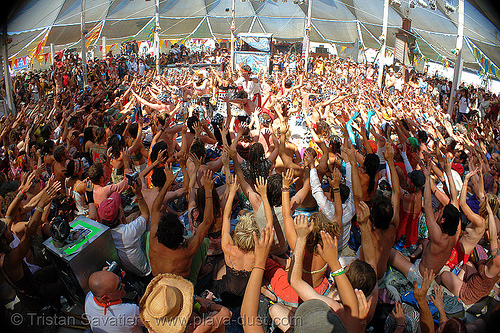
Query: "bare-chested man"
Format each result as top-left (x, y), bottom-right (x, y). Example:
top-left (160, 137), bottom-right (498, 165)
top-left (149, 167), bottom-right (214, 283)
top-left (389, 158), bottom-right (460, 285)
top-left (357, 144), bottom-right (401, 280)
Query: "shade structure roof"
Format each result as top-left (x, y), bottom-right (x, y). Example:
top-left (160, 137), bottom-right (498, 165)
top-left (5, 0), bottom-right (500, 73)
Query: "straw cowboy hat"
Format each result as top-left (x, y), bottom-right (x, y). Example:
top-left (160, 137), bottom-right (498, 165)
top-left (139, 273), bottom-right (194, 333)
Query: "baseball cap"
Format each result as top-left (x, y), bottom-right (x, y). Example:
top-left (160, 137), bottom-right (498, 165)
top-left (98, 192), bottom-right (121, 225)
top-left (294, 299), bottom-right (347, 333)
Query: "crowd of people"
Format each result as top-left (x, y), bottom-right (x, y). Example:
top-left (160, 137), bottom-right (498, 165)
top-left (1, 43), bottom-right (500, 333)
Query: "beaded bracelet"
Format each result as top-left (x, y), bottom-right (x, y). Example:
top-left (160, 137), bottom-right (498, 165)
top-left (330, 267), bottom-right (345, 278)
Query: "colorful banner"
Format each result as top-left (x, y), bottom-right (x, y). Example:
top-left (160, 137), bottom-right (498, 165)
top-left (12, 56), bottom-right (29, 71)
top-left (144, 19), bottom-right (156, 42)
top-left (106, 43), bottom-right (117, 54)
top-left (466, 37), bottom-right (499, 78)
top-left (44, 53), bottom-right (50, 64)
top-left (85, 21), bottom-right (104, 49)
top-left (234, 52), bottom-right (269, 73)
top-left (29, 28), bottom-right (50, 63)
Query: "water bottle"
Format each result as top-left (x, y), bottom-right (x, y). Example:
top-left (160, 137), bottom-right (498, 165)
top-left (394, 235), bottom-right (406, 251)
top-left (452, 260), bottom-right (463, 275)
top-left (60, 295), bottom-right (71, 312)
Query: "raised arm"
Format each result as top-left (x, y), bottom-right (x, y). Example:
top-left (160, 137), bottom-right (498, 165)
top-left (221, 174), bottom-right (238, 251)
top-left (289, 215), bottom-right (342, 311)
top-left (459, 168), bottom-right (484, 227)
top-left (188, 170), bottom-right (215, 254)
top-left (151, 164), bottom-right (178, 227)
top-left (281, 169), bottom-right (299, 250)
top-left (254, 177), bottom-right (273, 228)
top-left (241, 226), bottom-right (274, 333)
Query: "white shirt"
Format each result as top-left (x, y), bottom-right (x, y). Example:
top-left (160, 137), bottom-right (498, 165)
top-left (459, 97), bottom-right (469, 114)
top-left (310, 166), bottom-right (355, 251)
top-left (84, 292), bottom-right (142, 333)
top-left (235, 77), bottom-right (260, 100)
top-left (127, 60), bottom-right (138, 73)
top-left (111, 216), bottom-right (151, 277)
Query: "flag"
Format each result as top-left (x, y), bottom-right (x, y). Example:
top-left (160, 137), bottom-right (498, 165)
top-left (340, 46), bottom-right (346, 54)
top-left (467, 38), bottom-right (499, 79)
top-left (29, 28), bottom-right (50, 63)
top-left (143, 19), bottom-right (156, 42)
top-left (44, 53), bottom-right (50, 64)
top-left (85, 21), bottom-right (104, 49)
top-left (106, 43), bottom-right (117, 54)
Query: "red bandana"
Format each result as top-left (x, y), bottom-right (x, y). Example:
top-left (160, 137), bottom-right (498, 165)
top-left (93, 296), bottom-right (122, 315)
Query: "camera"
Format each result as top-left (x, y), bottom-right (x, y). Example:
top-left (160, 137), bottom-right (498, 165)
top-left (125, 171), bottom-right (139, 186)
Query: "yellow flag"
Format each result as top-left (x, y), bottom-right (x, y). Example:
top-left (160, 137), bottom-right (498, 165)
top-left (340, 46), bottom-right (346, 54)
top-left (29, 28), bottom-right (50, 63)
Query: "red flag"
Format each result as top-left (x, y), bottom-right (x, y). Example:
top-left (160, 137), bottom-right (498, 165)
top-left (29, 28), bottom-right (50, 62)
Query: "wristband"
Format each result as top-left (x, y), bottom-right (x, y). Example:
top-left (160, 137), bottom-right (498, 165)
top-left (35, 206), bottom-right (44, 213)
top-left (396, 324), bottom-right (405, 328)
top-left (205, 196), bottom-right (213, 200)
top-left (253, 265), bottom-right (266, 271)
top-left (330, 267), bottom-right (345, 278)
top-left (282, 187), bottom-right (290, 192)
top-left (332, 187), bottom-right (340, 193)
top-left (20, 189), bottom-right (25, 195)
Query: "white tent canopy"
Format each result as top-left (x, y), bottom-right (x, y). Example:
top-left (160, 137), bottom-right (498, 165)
top-left (6, 0), bottom-right (500, 72)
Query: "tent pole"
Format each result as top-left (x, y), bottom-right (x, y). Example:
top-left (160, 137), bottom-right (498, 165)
top-left (1, 24), bottom-right (15, 116)
top-left (303, 0), bottom-right (313, 74)
top-left (230, 0), bottom-right (235, 71)
top-left (50, 43), bottom-right (55, 65)
top-left (447, 0), bottom-right (464, 116)
top-left (81, 0), bottom-right (88, 86)
top-left (155, 0), bottom-right (160, 74)
top-left (377, 0), bottom-right (389, 89)
top-left (102, 36), bottom-right (106, 60)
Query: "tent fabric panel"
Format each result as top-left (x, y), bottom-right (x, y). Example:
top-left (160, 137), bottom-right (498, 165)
top-left (54, 0), bottom-right (112, 26)
top-left (102, 18), bottom-right (152, 40)
top-left (312, 20), bottom-right (359, 43)
top-left (259, 17), bottom-right (306, 40)
top-left (160, 0), bottom-right (207, 17)
top-left (252, 1), bottom-right (305, 18)
top-left (206, 0), bottom-right (255, 17)
top-left (310, 0), bottom-right (356, 21)
top-left (159, 18), bottom-right (205, 38)
top-left (463, 1), bottom-right (500, 46)
top-left (107, 0), bottom-right (155, 20)
top-left (208, 17), bottom-right (254, 38)
top-left (8, 0), bottom-right (65, 33)
top-left (467, 39), bottom-right (500, 72)
top-left (352, 0), bottom-right (401, 27)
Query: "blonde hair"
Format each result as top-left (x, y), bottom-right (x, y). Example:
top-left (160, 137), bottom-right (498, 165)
top-left (478, 193), bottom-right (499, 226)
top-left (306, 212), bottom-right (341, 254)
top-left (234, 213), bottom-right (260, 252)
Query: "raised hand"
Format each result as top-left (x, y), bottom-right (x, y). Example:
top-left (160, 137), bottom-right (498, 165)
top-left (202, 169), bottom-right (214, 191)
top-left (190, 153), bottom-right (203, 170)
top-left (176, 150), bottom-right (188, 167)
top-left (282, 169), bottom-right (299, 189)
top-left (294, 214), bottom-right (313, 239)
top-left (253, 226), bottom-right (274, 267)
top-left (254, 176), bottom-right (268, 198)
top-left (328, 168), bottom-right (342, 189)
top-left (227, 173), bottom-right (239, 194)
top-left (21, 171), bottom-right (36, 193)
top-left (130, 177), bottom-right (143, 196)
top-left (157, 149), bottom-right (168, 163)
top-left (317, 230), bottom-right (339, 266)
top-left (356, 201), bottom-right (371, 225)
top-left (413, 268), bottom-right (434, 301)
top-left (223, 144), bottom-right (236, 160)
top-left (356, 289), bottom-right (373, 323)
top-left (392, 301), bottom-right (406, 328)
top-left (430, 285), bottom-right (445, 314)
top-left (465, 167), bottom-right (479, 181)
top-left (303, 149), bottom-right (315, 168)
top-left (164, 163), bottom-right (179, 185)
top-left (383, 143), bottom-right (394, 161)
top-left (40, 181), bottom-right (62, 207)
